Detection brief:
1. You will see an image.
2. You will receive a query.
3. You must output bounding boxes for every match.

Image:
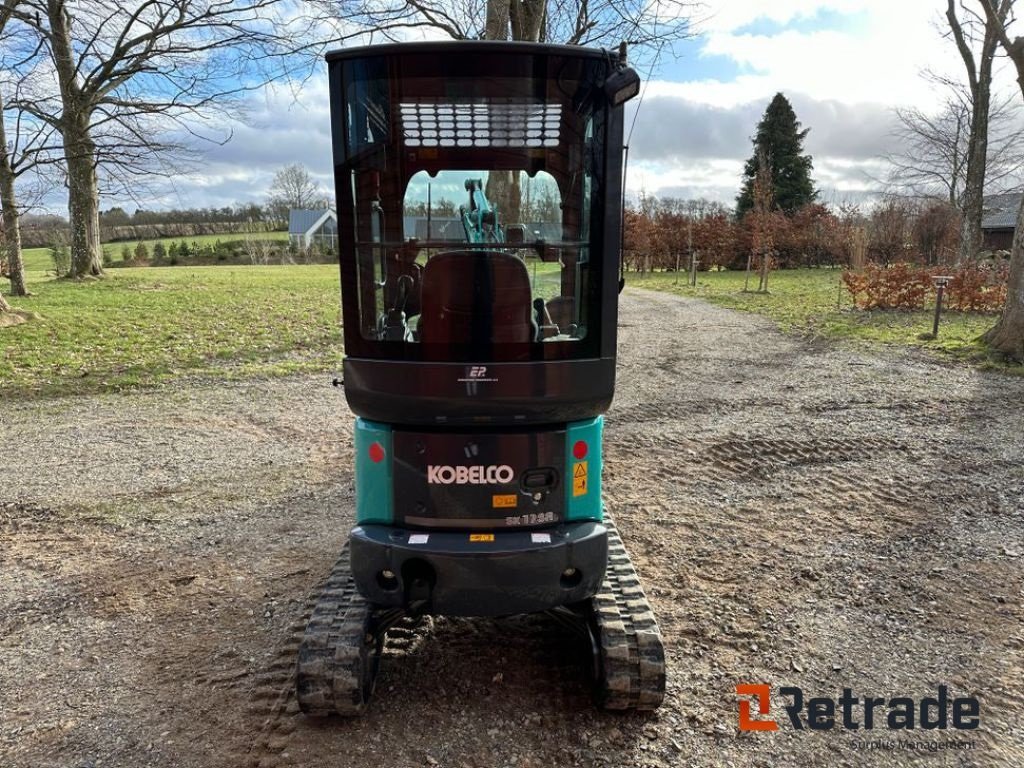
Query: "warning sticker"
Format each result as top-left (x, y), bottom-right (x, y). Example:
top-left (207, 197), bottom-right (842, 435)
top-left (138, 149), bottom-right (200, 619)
top-left (572, 461), bottom-right (588, 497)
top-left (408, 534), bottom-right (429, 545)
top-left (531, 533), bottom-right (552, 544)
top-left (469, 533), bottom-right (495, 542)
top-left (492, 494), bottom-right (517, 509)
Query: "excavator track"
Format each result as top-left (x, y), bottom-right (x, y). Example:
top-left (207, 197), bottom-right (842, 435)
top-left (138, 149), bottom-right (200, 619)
top-left (589, 518), bottom-right (666, 710)
top-left (295, 544), bottom-right (383, 717)
top-left (295, 518), bottom-right (665, 716)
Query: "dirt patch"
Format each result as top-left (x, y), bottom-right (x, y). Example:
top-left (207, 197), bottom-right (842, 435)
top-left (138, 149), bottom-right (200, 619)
top-left (2, 287), bottom-right (1022, 767)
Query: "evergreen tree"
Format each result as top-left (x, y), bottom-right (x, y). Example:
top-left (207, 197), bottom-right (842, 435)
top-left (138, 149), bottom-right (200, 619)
top-left (737, 93), bottom-right (816, 218)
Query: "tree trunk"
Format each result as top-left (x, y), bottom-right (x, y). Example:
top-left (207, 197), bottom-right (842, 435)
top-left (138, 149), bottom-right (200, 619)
top-left (959, 97), bottom-right (988, 261)
top-left (510, 0), bottom-right (546, 42)
top-left (0, 92), bottom-right (28, 296)
top-left (64, 128), bottom-right (103, 278)
top-left (48, 0), bottom-right (103, 279)
top-left (981, 196), bottom-right (1024, 360)
top-left (486, 0), bottom-right (510, 39)
top-left (949, 0), bottom-right (1005, 262)
top-left (973, 0), bottom-right (1024, 359)
top-left (483, 0), bottom-right (538, 223)
top-left (959, 38), bottom-right (996, 262)
top-left (0, 281), bottom-right (29, 327)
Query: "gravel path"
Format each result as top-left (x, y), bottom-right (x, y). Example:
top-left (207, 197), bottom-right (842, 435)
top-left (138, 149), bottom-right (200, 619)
top-left (2, 287), bottom-right (1023, 768)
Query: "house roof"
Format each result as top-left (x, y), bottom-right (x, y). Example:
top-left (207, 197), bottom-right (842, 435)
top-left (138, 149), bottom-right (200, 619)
top-left (289, 208), bottom-right (335, 234)
top-left (982, 193), bottom-right (1022, 230)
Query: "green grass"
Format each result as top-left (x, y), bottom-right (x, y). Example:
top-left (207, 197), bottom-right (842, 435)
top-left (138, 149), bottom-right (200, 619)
top-left (631, 268), bottom-right (1022, 373)
top-left (22, 246), bottom-right (52, 272)
top-left (21, 231), bottom-right (288, 273)
top-left (1, 265), bottom-right (343, 398)
top-left (4, 261), bottom-right (1017, 400)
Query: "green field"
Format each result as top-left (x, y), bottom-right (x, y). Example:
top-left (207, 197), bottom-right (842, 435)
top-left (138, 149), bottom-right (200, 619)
top-left (2, 261), bottom-right (1018, 399)
top-left (631, 268), bottom-right (1018, 372)
top-left (21, 231), bottom-right (289, 272)
top-left (1, 264), bottom-right (342, 398)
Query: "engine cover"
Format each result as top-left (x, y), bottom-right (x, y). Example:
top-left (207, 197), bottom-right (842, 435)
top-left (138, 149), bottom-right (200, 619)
top-left (393, 427), bottom-right (566, 529)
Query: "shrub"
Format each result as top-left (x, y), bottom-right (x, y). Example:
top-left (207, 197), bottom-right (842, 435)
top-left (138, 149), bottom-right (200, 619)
top-left (152, 242), bottom-right (167, 263)
top-left (842, 263), bottom-right (932, 310)
top-left (49, 233), bottom-right (70, 276)
top-left (102, 247), bottom-right (113, 268)
top-left (134, 241), bottom-right (150, 263)
top-left (945, 261), bottom-right (1009, 313)
top-left (121, 244), bottom-right (132, 265)
top-left (844, 261), bottom-right (1010, 313)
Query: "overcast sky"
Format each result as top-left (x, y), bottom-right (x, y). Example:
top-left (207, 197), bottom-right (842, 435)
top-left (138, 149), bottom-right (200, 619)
top-left (109, 0), bottom-right (1023, 213)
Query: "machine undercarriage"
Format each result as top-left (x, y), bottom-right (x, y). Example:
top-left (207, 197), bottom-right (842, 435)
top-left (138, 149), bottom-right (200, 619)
top-left (296, 518), bottom-right (665, 715)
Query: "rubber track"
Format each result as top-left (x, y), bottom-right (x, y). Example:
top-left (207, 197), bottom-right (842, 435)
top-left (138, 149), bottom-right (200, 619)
top-left (295, 543), bottom-right (379, 716)
top-left (592, 518), bottom-right (666, 710)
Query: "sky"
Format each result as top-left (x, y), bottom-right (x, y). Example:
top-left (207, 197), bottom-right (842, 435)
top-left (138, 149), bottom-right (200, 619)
top-left (104, 0), bottom-right (1023, 214)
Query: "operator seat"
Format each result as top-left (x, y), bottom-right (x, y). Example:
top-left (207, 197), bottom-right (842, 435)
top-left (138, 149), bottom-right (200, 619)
top-left (385, 247), bottom-right (423, 318)
top-left (418, 251), bottom-right (536, 345)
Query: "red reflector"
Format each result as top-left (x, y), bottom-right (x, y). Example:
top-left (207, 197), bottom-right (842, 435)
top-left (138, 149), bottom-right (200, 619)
top-left (369, 442), bottom-right (385, 463)
top-left (573, 440), bottom-right (588, 460)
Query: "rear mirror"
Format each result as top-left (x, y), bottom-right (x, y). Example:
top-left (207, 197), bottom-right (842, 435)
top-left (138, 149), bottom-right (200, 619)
top-left (506, 224), bottom-right (526, 245)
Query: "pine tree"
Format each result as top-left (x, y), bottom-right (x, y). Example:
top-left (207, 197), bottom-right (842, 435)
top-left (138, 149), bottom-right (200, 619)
top-left (737, 93), bottom-right (816, 218)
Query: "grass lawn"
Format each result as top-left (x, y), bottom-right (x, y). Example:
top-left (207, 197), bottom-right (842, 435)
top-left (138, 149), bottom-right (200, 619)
top-left (631, 268), bottom-right (1021, 373)
top-left (3, 261), bottom-right (1017, 399)
top-left (21, 231), bottom-right (288, 273)
top-left (1, 264), bottom-right (342, 398)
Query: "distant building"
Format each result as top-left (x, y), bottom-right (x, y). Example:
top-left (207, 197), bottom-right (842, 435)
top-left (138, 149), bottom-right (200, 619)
top-left (289, 209), bottom-right (337, 250)
top-left (289, 208), bottom-right (566, 250)
top-left (981, 193), bottom-right (1021, 251)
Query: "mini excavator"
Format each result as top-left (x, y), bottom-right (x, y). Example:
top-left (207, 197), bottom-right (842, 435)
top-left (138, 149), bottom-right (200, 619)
top-left (296, 40), bottom-right (665, 715)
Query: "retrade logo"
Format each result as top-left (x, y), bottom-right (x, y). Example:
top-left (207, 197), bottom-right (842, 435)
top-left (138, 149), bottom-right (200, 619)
top-left (737, 684), bottom-right (778, 731)
top-left (736, 685), bottom-right (980, 732)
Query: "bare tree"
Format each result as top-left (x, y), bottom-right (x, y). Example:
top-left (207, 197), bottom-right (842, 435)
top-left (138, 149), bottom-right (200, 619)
top-left (885, 84), bottom-right (1024, 212)
top-left (314, 0), bottom-right (698, 217)
top-left (744, 148), bottom-right (774, 293)
top-left (321, 0), bottom-right (697, 64)
top-left (946, 0), bottom-right (1013, 260)
top-left (0, 0), bottom-right (60, 299)
top-left (6, 0), bottom-right (310, 279)
top-left (267, 164), bottom-right (327, 224)
top-left (976, 0), bottom-right (1024, 359)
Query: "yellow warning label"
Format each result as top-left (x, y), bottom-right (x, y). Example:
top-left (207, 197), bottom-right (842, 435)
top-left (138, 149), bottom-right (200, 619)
top-left (469, 533), bottom-right (495, 542)
top-left (492, 494), bottom-right (518, 509)
top-left (573, 461), bottom-right (588, 497)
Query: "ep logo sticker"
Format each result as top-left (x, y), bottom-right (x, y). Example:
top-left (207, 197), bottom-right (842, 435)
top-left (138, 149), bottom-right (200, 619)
top-left (458, 365), bottom-right (498, 383)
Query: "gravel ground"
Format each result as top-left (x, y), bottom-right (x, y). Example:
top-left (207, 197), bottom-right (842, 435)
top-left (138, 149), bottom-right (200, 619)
top-left (2, 287), bottom-right (1023, 768)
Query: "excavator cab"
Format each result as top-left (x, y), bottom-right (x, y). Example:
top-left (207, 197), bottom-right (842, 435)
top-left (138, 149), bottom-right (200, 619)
top-left (297, 41), bottom-right (664, 716)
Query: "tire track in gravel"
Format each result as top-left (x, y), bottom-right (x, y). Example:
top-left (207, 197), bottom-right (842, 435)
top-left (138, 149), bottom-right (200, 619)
top-left (3, 287), bottom-right (1023, 767)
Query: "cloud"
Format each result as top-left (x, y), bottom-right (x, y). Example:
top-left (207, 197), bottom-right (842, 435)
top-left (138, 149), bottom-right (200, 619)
top-left (82, 0), bottom-right (1014, 214)
top-left (623, 92), bottom-right (894, 204)
top-left (104, 76), bottom-right (337, 210)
